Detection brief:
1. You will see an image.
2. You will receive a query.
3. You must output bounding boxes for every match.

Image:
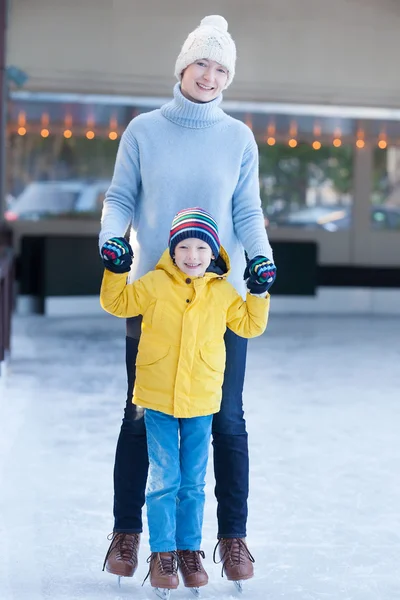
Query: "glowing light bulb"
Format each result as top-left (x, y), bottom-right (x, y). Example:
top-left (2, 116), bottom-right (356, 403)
top-left (63, 129), bottom-right (72, 139)
top-left (267, 136), bottom-right (276, 146)
top-left (356, 139), bottom-right (365, 149)
top-left (378, 139), bottom-right (387, 149)
top-left (288, 138), bottom-right (298, 148)
top-left (18, 127), bottom-right (27, 136)
top-left (333, 138), bottom-right (342, 147)
top-left (312, 141), bottom-right (321, 150)
top-left (41, 128), bottom-right (50, 138)
top-left (109, 131), bottom-right (118, 140)
top-left (86, 130), bottom-right (95, 140)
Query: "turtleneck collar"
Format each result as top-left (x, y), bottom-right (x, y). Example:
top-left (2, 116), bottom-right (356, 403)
top-left (160, 83), bottom-right (225, 129)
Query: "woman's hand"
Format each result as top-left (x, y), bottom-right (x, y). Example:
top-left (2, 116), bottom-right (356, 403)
top-left (244, 256), bottom-right (276, 294)
top-left (101, 237), bottom-right (133, 273)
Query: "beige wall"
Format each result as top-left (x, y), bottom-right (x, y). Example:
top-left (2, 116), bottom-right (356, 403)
top-left (7, 0), bottom-right (400, 106)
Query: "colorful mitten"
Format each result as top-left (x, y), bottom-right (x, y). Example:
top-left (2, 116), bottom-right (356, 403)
top-left (101, 237), bottom-right (133, 273)
top-left (244, 255), bottom-right (277, 294)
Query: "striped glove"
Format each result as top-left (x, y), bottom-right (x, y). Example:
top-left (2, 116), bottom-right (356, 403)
top-left (101, 237), bottom-right (133, 273)
top-left (244, 256), bottom-right (277, 294)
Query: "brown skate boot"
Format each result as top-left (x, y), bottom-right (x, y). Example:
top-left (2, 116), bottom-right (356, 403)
top-left (102, 532), bottom-right (140, 577)
top-left (213, 538), bottom-right (255, 589)
top-left (144, 551), bottom-right (179, 594)
top-left (177, 550), bottom-right (208, 589)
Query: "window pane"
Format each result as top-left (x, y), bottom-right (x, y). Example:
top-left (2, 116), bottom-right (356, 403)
top-left (259, 142), bottom-right (354, 231)
top-left (5, 134), bottom-right (116, 221)
top-left (371, 146), bottom-right (400, 230)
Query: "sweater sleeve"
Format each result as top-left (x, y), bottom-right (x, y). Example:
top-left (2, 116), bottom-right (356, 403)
top-left (226, 285), bottom-right (270, 338)
top-left (99, 125), bottom-right (141, 251)
top-left (100, 270), bottom-right (150, 318)
top-left (232, 136), bottom-right (274, 260)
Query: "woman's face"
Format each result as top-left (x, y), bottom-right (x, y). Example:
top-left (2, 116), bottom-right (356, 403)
top-left (181, 59), bottom-right (228, 103)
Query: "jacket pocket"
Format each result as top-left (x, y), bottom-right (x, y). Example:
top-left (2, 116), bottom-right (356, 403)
top-left (136, 343), bottom-right (170, 367)
top-left (199, 345), bottom-right (226, 373)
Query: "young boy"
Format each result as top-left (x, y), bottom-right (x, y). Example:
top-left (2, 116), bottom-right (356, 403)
top-left (100, 208), bottom-right (273, 597)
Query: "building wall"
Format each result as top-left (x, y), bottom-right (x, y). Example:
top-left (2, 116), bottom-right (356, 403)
top-left (7, 0), bottom-right (400, 106)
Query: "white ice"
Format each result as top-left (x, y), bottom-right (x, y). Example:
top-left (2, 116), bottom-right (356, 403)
top-left (1, 313), bottom-right (399, 600)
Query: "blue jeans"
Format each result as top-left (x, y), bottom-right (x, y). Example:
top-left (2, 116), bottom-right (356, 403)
top-left (144, 409), bottom-right (213, 552)
top-left (113, 318), bottom-right (249, 538)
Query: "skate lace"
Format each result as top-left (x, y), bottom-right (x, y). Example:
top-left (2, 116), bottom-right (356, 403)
top-left (177, 550), bottom-right (206, 574)
top-left (102, 532), bottom-right (140, 571)
top-left (213, 538), bottom-right (255, 578)
top-left (142, 551), bottom-right (178, 586)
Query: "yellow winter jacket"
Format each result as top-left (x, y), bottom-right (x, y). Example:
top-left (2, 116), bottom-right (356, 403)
top-left (100, 247), bottom-right (270, 418)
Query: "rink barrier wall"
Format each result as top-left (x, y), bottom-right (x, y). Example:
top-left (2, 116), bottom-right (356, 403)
top-left (14, 235), bottom-right (400, 316)
top-left (16, 235), bottom-right (318, 312)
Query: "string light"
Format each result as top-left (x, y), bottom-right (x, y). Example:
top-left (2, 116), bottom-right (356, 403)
top-left (288, 120), bottom-right (298, 147)
top-left (86, 115), bottom-right (95, 139)
top-left (378, 130), bottom-right (387, 149)
top-left (63, 115), bottom-right (73, 138)
top-left (356, 129), bottom-right (365, 149)
top-left (17, 111), bottom-right (27, 135)
top-left (265, 120), bottom-right (276, 145)
top-left (332, 128), bottom-right (342, 148)
top-left (109, 116), bottom-right (118, 140)
top-left (312, 121), bottom-right (322, 149)
top-left (40, 112), bottom-right (50, 138)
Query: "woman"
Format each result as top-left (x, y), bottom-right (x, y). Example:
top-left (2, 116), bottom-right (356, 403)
top-left (100, 14), bottom-right (275, 587)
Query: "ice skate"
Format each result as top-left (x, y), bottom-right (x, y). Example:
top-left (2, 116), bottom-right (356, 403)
top-left (102, 532), bottom-right (140, 580)
top-left (154, 588), bottom-right (172, 600)
top-left (177, 550), bottom-right (208, 597)
top-left (143, 552), bottom-right (179, 599)
top-left (233, 580), bottom-right (244, 593)
top-left (213, 538), bottom-right (255, 592)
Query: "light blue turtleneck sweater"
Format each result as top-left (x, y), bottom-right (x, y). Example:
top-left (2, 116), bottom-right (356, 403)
top-left (100, 83), bottom-right (273, 296)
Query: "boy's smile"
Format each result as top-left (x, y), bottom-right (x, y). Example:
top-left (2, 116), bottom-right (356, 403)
top-left (174, 237), bottom-right (214, 278)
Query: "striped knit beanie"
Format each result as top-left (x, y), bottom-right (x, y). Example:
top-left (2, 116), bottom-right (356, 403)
top-left (169, 207), bottom-right (220, 259)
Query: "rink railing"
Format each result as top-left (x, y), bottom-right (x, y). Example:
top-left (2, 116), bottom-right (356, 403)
top-left (0, 247), bottom-right (14, 376)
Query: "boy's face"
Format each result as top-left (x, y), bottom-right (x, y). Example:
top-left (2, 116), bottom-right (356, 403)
top-left (174, 237), bottom-right (214, 278)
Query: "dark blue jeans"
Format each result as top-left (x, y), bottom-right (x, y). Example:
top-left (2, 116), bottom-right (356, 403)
top-left (113, 318), bottom-right (249, 538)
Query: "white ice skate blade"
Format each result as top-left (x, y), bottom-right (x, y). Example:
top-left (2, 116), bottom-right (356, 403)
top-left (189, 587), bottom-right (201, 598)
top-left (233, 580), bottom-right (243, 593)
top-left (153, 588), bottom-right (171, 600)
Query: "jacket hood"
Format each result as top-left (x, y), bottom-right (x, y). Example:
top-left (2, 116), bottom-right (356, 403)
top-left (155, 245), bottom-right (231, 283)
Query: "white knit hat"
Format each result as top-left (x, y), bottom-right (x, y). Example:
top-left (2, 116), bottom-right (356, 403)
top-left (174, 15), bottom-right (236, 89)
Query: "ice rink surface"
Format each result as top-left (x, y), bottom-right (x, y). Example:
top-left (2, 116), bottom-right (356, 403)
top-left (1, 313), bottom-right (399, 599)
